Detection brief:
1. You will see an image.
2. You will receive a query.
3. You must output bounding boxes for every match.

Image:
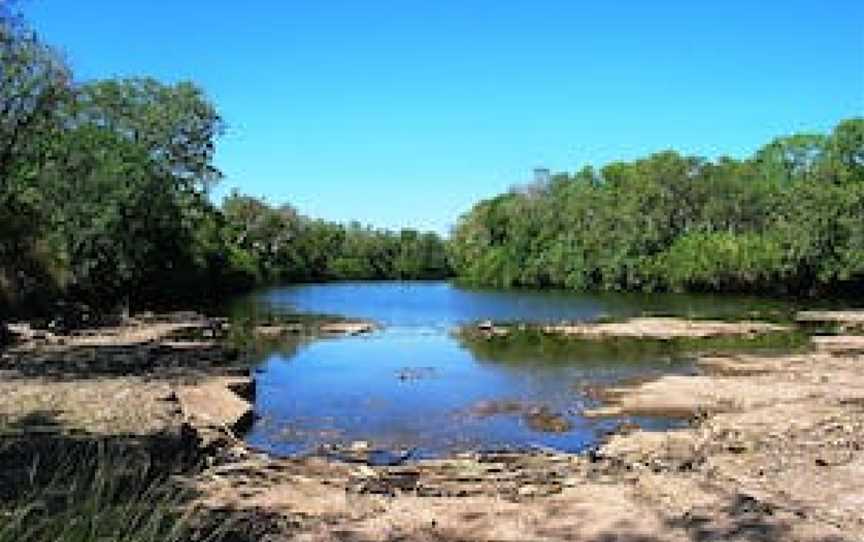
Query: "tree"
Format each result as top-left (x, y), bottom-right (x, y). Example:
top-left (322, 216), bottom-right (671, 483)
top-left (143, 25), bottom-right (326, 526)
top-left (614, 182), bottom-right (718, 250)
top-left (0, 6), bottom-right (454, 328)
top-left (825, 118), bottom-right (864, 183)
top-left (43, 125), bottom-right (191, 310)
top-left (0, 9), bottom-right (71, 319)
top-left (74, 78), bottom-right (224, 192)
top-left (754, 134), bottom-right (827, 182)
top-left (449, 118), bottom-right (864, 296)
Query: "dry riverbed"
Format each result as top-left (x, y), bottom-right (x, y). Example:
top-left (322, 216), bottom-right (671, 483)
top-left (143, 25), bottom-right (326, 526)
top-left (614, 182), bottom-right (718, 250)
top-left (1, 312), bottom-right (863, 541)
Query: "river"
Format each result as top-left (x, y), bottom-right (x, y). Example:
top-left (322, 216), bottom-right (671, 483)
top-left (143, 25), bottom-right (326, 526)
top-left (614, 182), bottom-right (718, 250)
top-left (230, 281), bottom-right (795, 459)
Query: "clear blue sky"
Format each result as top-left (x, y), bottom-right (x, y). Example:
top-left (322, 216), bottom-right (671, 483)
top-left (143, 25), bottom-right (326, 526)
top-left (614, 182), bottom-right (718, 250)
top-left (24, 0), bottom-right (864, 234)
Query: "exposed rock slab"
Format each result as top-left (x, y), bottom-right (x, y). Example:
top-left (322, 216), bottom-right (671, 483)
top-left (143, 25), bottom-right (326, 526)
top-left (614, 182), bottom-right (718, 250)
top-left (466, 317), bottom-right (792, 342)
top-left (542, 317), bottom-right (790, 340)
top-left (0, 315), bottom-right (249, 440)
top-left (0, 376), bottom-right (180, 436)
top-left (319, 321), bottom-right (376, 335)
top-left (255, 320), bottom-right (377, 338)
top-left (255, 324), bottom-right (304, 337)
top-left (174, 376), bottom-right (253, 442)
top-left (812, 334), bottom-right (864, 354)
top-left (796, 310), bottom-right (864, 331)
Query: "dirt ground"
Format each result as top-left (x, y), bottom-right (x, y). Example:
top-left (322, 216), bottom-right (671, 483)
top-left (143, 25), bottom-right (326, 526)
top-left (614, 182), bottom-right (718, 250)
top-left (1, 313), bottom-right (862, 541)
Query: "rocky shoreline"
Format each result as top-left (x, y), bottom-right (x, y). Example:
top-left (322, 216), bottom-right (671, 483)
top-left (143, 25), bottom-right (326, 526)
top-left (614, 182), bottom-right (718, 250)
top-left (1, 311), bottom-right (863, 541)
top-left (467, 316), bottom-right (793, 341)
top-left (0, 312), bottom-right (374, 449)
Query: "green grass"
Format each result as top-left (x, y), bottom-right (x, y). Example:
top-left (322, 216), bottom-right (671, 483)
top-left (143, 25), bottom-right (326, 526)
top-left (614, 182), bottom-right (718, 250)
top-left (0, 439), bottom-right (229, 542)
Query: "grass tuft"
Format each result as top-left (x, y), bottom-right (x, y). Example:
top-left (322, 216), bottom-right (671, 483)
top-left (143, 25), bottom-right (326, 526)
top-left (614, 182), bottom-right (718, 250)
top-left (0, 439), bottom-right (228, 542)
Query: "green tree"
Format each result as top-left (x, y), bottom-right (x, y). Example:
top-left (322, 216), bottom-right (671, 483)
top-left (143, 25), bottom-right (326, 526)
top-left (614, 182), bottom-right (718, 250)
top-left (74, 78), bottom-right (224, 191)
top-left (0, 9), bottom-right (71, 319)
top-left (42, 126), bottom-right (191, 310)
top-left (450, 118), bottom-right (864, 296)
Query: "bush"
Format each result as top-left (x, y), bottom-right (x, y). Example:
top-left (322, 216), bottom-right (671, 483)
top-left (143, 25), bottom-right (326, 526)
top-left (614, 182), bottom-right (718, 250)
top-left (655, 232), bottom-right (787, 293)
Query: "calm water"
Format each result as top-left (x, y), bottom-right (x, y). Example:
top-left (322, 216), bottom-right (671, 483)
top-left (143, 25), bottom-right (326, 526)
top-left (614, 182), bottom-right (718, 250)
top-left (237, 281), bottom-right (796, 459)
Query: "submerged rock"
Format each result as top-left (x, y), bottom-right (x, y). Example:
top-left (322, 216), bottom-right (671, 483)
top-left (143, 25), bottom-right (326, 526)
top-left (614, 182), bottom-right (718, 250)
top-left (465, 400), bottom-right (574, 433)
top-left (469, 399), bottom-right (528, 418)
top-left (321, 442), bottom-right (413, 466)
top-left (522, 407), bottom-right (573, 433)
top-left (394, 366), bottom-right (438, 381)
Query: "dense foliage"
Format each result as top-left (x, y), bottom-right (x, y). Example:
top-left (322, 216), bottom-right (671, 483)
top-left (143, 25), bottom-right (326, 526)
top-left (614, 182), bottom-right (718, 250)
top-left (220, 192), bottom-right (450, 286)
top-left (0, 12), bottom-right (449, 321)
top-left (3, 6), bottom-right (862, 325)
top-left (450, 119), bottom-right (864, 296)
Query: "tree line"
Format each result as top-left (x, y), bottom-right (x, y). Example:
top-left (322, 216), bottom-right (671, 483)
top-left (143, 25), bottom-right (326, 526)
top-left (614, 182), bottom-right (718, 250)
top-left (4, 6), bottom-right (863, 329)
top-left (220, 192), bottom-right (450, 287)
top-left (449, 118), bottom-right (864, 296)
top-left (0, 11), bottom-right (450, 323)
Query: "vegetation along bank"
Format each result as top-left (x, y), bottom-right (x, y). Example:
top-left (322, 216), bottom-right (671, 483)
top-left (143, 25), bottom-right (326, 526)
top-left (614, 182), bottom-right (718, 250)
top-left (0, 10), bottom-right (451, 330)
top-left (448, 118), bottom-right (864, 296)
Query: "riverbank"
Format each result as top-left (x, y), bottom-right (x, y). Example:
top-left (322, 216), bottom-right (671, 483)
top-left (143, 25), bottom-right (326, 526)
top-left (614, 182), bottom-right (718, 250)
top-left (1, 311), bottom-right (862, 541)
top-left (467, 316), bottom-right (793, 341)
top-left (185, 331), bottom-right (862, 541)
top-left (0, 312), bottom-right (377, 442)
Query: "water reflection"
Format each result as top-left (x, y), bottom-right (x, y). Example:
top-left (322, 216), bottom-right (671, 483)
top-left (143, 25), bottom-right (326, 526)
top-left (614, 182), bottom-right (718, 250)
top-left (238, 280), bottom-right (798, 328)
top-left (249, 330), bottom-right (691, 456)
top-left (235, 281), bottom-right (799, 458)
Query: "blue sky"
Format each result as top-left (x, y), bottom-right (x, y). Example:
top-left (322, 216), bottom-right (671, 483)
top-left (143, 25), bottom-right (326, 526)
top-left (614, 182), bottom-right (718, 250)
top-left (24, 1), bottom-right (864, 234)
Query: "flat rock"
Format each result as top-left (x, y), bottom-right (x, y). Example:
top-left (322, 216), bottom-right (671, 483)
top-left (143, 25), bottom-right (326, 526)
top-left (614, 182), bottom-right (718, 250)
top-left (255, 324), bottom-right (304, 337)
top-left (318, 321), bottom-right (375, 336)
top-left (542, 317), bottom-right (790, 340)
top-left (174, 376), bottom-right (253, 435)
top-left (796, 310), bottom-right (864, 326)
top-left (812, 335), bottom-right (864, 353)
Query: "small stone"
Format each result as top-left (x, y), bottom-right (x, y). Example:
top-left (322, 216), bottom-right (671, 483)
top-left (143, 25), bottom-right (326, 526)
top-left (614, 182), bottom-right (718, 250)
top-left (523, 407), bottom-right (573, 433)
top-left (356, 465), bottom-right (376, 477)
top-left (350, 440), bottom-right (370, 452)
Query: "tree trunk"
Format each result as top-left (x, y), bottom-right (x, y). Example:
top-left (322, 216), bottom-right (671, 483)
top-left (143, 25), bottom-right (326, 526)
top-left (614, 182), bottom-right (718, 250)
top-left (0, 320), bottom-right (11, 346)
